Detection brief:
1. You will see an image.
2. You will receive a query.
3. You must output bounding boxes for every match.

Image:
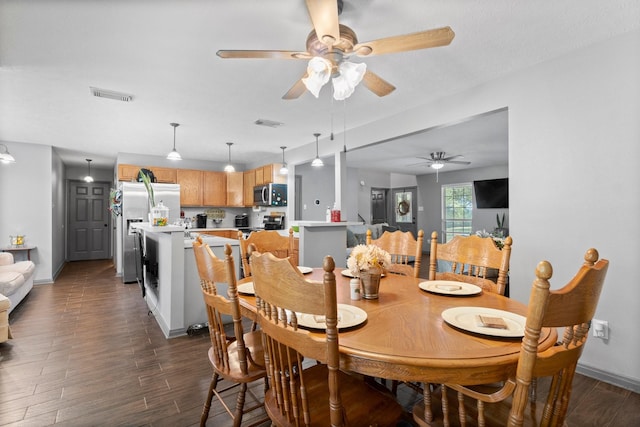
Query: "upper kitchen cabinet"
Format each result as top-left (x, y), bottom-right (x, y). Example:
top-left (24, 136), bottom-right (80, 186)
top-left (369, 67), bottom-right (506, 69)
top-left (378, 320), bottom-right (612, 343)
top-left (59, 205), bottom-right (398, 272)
top-left (177, 169), bottom-right (203, 206)
top-left (202, 171), bottom-right (226, 207)
top-left (252, 163), bottom-right (286, 186)
top-left (243, 170), bottom-right (256, 207)
top-left (117, 164), bottom-right (176, 183)
top-left (117, 164), bottom-right (141, 182)
top-left (150, 167), bottom-right (177, 183)
top-left (226, 172), bottom-right (244, 207)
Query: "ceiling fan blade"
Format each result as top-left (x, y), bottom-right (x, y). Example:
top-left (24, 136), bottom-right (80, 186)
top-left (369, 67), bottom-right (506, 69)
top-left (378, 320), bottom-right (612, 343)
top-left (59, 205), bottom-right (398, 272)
top-left (353, 26), bottom-right (455, 57)
top-left (305, 0), bottom-right (340, 46)
top-left (217, 50), bottom-right (312, 60)
top-left (442, 154), bottom-right (463, 161)
top-left (446, 160), bottom-right (471, 165)
top-left (362, 70), bottom-right (396, 97)
top-left (282, 74), bottom-right (309, 100)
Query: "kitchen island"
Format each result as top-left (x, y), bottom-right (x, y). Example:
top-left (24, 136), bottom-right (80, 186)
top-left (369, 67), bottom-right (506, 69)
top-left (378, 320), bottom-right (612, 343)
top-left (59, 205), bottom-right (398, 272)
top-left (294, 221), bottom-right (362, 268)
top-left (132, 223), bottom-right (240, 338)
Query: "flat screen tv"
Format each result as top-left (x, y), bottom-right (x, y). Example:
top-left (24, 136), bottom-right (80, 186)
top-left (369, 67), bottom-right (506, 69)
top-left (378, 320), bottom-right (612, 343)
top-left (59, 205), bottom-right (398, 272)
top-left (473, 178), bottom-right (509, 209)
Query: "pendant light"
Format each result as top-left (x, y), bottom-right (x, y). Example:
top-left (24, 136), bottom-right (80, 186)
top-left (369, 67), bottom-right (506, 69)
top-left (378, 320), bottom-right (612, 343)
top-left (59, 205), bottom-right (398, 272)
top-left (224, 142), bottom-right (235, 172)
top-left (279, 146), bottom-right (288, 175)
top-left (84, 159), bottom-right (94, 182)
top-left (166, 123), bottom-right (182, 160)
top-left (311, 133), bottom-right (323, 167)
top-left (0, 144), bottom-right (16, 164)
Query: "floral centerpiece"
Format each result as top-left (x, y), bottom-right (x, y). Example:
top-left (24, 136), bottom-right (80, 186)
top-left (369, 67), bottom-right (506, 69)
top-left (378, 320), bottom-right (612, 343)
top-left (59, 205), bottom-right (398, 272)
top-left (347, 244), bottom-right (392, 277)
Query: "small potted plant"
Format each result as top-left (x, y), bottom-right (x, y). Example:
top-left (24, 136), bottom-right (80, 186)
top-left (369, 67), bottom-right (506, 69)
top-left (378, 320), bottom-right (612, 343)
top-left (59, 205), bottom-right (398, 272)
top-left (494, 213), bottom-right (508, 238)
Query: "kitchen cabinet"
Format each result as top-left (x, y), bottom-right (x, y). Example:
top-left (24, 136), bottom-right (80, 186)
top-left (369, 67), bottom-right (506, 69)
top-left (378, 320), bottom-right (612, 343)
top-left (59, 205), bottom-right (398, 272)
top-left (150, 167), bottom-right (176, 183)
top-left (254, 167), bottom-right (264, 186)
top-left (117, 164), bottom-right (141, 182)
top-left (177, 169), bottom-right (203, 206)
top-left (226, 172), bottom-right (244, 206)
top-left (243, 170), bottom-right (256, 207)
top-left (251, 163), bottom-right (286, 186)
top-left (202, 171), bottom-right (226, 207)
top-left (199, 230), bottom-right (240, 239)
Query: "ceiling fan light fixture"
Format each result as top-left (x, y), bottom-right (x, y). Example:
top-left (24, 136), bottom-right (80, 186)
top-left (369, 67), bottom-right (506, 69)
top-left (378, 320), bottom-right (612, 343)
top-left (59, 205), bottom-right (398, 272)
top-left (279, 146), bottom-right (288, 175)
top-left (84, 159), bottom-right (94, 182)
top-left (0, 144), bottom-right (16, 164)
top-left (167, 123), bottom-right (182, 161)
top-left (302, 57), bottom-right (331, 98)
top-left (311, 133), bottom-right (323, 167)
top-left (224, 142), bottom-right (235, 172)
top-left (332, 61), bottom-right (366, 100)
top-left (431, 162), bottom-right (444, 170)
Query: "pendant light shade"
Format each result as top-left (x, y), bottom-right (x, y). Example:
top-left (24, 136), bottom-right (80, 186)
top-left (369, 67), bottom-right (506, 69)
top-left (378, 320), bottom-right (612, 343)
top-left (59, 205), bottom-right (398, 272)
top-left (301, 57), bottom-right (367, 100)
top-left (0, 144), bottom-right (16, 164)
top-left (84, 159), bottom-right (94, 182)
top-left (224, 142), bottom-right (235, 172)
top-left (279, 146), bottom-right (288, 175)
top-left (311, 133), bottom-right (323, 167)
top-left (166, 123), bottom-right (182, 160)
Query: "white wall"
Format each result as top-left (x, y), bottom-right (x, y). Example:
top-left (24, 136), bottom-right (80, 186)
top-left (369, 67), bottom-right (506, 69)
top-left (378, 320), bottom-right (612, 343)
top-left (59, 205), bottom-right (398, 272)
top-left (0, 142), bottom-right (54, 283)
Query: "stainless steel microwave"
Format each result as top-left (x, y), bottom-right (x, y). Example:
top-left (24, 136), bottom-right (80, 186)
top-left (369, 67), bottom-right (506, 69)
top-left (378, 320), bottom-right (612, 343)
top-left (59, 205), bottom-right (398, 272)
top-left (254, 183), bottom-right (287, 206)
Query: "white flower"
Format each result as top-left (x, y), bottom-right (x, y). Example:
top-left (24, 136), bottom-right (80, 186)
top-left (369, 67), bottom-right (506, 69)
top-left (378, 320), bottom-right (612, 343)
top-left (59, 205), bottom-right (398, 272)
top-left (347, 245), bottom-right (392, 276)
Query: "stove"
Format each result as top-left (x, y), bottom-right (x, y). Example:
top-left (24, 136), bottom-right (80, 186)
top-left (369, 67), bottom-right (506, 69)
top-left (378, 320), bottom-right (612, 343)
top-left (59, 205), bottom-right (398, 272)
top-left (263, 213), bottom-right (285, 230)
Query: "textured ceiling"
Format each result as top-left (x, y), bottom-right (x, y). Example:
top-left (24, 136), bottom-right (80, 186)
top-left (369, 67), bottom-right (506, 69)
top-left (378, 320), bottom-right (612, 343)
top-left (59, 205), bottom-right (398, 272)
top-left (1, 1), bottom-right (638, 174)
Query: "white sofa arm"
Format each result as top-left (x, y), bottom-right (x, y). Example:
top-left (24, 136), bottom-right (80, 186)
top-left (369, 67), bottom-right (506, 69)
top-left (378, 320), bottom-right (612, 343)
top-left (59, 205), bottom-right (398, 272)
top-left (0, 252), bottom-right (14, 266)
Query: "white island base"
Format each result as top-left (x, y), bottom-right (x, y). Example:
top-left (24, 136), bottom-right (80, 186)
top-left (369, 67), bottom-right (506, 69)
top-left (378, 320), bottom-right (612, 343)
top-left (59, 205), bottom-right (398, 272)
top-left (133, 224), bottom-right (239, 338)
top-left (295, 221), bottom-right (362, 268)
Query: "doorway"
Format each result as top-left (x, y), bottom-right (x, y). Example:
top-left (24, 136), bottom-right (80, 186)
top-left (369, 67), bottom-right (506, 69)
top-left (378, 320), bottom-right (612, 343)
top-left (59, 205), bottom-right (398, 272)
top-left (67, 180), bottom-right (111, 261)
top-left (371, 187), bottom-right (388, 224)
top-left (391, 187), bottom-right (418, 237)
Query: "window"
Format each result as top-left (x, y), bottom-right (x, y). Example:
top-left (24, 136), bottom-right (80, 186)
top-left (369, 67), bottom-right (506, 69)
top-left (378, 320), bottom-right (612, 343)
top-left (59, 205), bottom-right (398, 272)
top-left (442, 183), bottom-right (473, 242)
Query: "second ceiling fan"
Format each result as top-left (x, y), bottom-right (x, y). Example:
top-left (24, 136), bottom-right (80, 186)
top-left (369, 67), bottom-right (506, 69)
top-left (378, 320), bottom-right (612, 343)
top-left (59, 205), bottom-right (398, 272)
top-left (216, 0), bottom-right (455, 100)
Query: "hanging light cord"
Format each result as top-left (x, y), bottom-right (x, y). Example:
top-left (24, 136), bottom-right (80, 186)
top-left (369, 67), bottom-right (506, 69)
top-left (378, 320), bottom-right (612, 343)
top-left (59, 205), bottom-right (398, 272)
top-left (343, 99), bottom-right (347, 153)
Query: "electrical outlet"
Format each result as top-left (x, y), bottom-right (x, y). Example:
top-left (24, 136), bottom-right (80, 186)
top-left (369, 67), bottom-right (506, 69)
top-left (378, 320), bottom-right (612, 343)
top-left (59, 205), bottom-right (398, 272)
top-left (592, 319), bottom-right (609, 340)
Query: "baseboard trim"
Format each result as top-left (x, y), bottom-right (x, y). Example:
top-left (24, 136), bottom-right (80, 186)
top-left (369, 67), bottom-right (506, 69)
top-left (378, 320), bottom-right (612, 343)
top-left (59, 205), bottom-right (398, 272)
top-left (577, 363), bottom-right (640, 393)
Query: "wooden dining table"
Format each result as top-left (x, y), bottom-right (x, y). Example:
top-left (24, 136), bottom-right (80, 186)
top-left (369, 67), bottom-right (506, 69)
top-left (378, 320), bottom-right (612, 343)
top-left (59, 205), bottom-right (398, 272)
top-left (239, 267), bottom-right (557, 387)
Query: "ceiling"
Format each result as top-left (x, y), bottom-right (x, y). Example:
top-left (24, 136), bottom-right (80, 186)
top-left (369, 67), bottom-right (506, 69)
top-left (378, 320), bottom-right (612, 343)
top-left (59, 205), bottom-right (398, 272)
top-left (1, 1), bottom-right (638, 174)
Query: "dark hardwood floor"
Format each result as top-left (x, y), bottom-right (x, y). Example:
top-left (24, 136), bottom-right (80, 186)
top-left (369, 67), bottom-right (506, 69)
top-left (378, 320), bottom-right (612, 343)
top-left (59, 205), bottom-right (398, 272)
top-left (1, 259), bottom-right (638, 426)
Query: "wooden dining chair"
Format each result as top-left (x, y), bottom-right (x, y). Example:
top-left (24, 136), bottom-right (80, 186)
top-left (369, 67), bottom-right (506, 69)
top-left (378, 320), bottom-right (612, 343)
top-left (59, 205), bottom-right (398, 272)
top-left (249, 249), bottom-right (405, 427)
top-left (366, 228), bottom-right (425, 278)
top-left (429, 231), bottom-right (513, 296)
top-left (237, 228), bottom-right (296, 278)
top-left (192, 237), bottom-right (269, 427)
top-left (413, 247), bottom-right (609, 427)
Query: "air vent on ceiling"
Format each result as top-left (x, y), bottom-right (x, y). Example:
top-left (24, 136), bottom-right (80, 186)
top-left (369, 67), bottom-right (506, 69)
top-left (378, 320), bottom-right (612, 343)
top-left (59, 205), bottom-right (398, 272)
top-left (90, 87), bottom-right (134, 102)
top-left (255, 119), bottom-right (283, 128)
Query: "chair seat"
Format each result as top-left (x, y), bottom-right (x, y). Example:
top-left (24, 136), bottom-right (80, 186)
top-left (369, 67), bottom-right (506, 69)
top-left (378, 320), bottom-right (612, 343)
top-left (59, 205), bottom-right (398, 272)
top-left (209, 329), bottom-right (266, 382)
top-left (265, 364), bottom-right (404, 427)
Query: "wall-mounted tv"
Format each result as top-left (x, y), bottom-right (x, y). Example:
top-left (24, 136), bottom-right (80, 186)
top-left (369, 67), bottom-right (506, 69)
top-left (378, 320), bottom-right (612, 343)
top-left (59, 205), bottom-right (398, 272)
top-left (473, 178), bottom-right (509, 209)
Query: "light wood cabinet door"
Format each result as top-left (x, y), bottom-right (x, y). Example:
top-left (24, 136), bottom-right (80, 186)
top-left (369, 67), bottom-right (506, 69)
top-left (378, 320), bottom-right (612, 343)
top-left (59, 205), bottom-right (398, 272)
top-left (272, 163), bottom-right (287, 184)
top-left (261, 164), bottom-right (273, 184)
top-left (244, 170), bottom-right (256, 207)
top-left (118, 164), bottom-right (141, 182)
top-left (255, 167), bottom-right (264, 185)
top-left (226, 171), bottom-right (244, 206)
top-left (150, 167), bottom-right (177, 183)
top-left (177, 169), bottom-right (203, 206)
top-left (202, 171), bottom-right (226, 207)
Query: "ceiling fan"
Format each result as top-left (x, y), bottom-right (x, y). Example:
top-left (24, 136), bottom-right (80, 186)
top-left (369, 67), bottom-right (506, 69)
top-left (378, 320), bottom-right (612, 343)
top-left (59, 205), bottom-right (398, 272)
top-left (416, 152), bottom-right (471, 170)
top-left (216, 0), bottom-right (455, 100)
